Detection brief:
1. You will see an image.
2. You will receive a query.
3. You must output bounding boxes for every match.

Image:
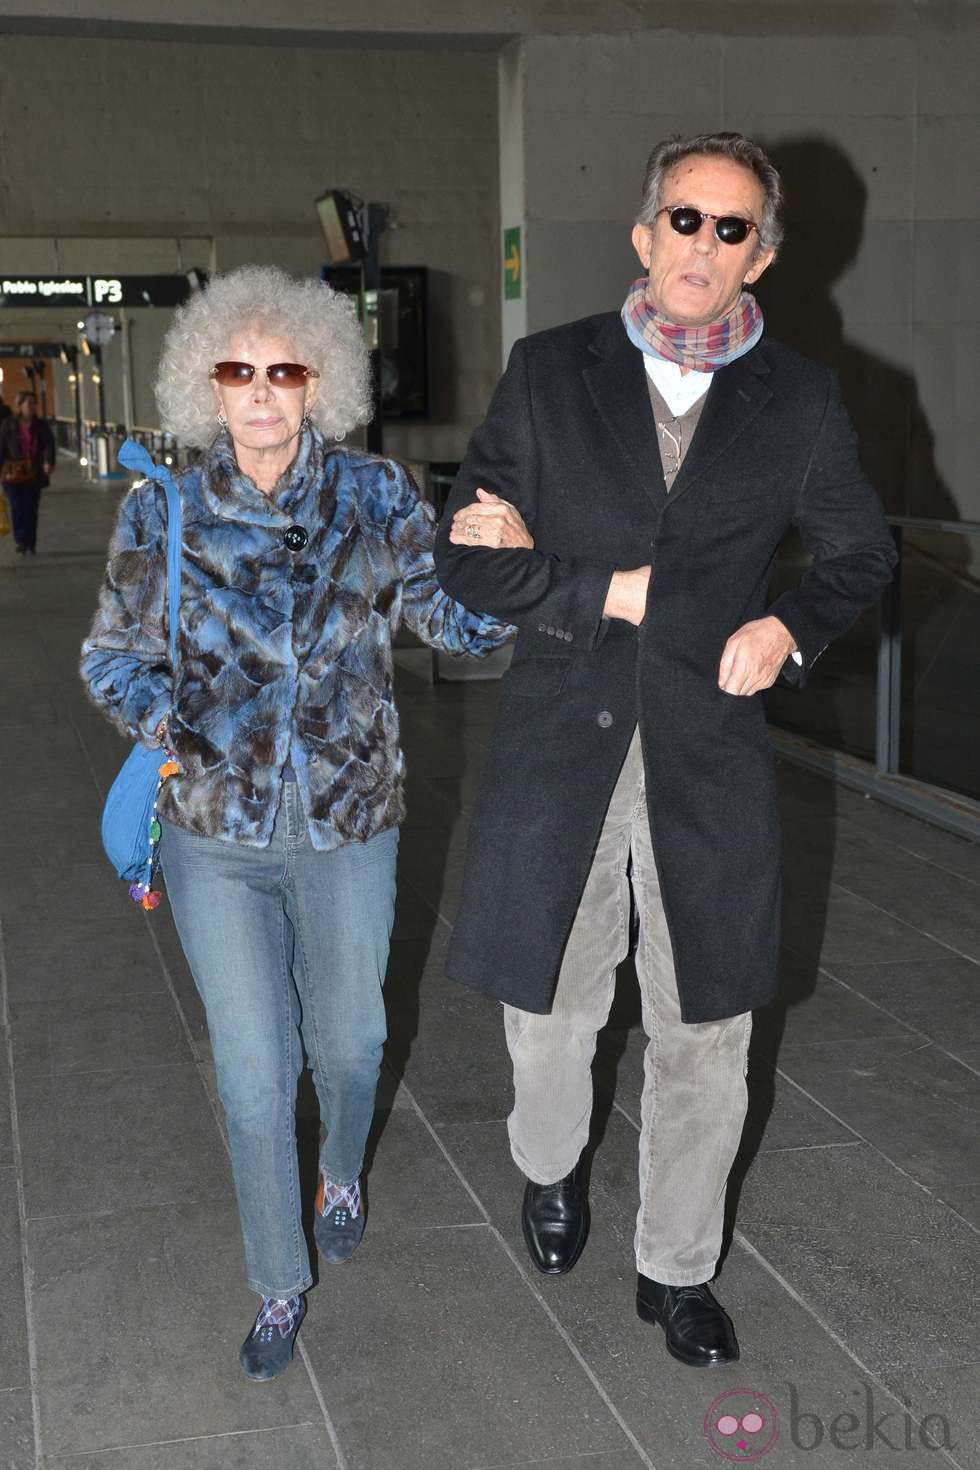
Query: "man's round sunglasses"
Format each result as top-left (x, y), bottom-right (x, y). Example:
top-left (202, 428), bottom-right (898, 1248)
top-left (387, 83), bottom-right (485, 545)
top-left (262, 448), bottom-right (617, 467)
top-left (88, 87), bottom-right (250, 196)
top-left (657, 205), bottom-right (759, 246)
top-left (210, 361), bottom-right (321, 389)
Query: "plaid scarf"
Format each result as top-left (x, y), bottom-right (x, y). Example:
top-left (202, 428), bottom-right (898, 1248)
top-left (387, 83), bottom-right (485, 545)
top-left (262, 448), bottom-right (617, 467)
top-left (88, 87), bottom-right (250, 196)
top-left (621, 277), bottom-right (764, 372)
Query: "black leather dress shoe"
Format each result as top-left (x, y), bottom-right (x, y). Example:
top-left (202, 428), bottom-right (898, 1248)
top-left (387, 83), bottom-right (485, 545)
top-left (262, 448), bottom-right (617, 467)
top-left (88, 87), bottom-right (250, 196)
top-left (521, 1163), bottom-right (589, 1275)
top-left (636, 1275), bottom-right (739, 1367)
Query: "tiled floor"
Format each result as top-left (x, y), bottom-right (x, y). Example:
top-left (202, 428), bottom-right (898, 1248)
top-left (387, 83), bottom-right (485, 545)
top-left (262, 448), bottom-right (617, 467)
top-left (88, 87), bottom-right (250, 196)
top-left (1, 473), bottom-right (978, 1469)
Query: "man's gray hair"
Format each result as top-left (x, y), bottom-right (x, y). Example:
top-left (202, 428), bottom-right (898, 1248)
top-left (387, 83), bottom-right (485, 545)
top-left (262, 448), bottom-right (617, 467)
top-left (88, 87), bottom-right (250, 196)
top-left (155, 265), bottom-right (372, 449)
top-left (637, 132), bottom-right (785, 255)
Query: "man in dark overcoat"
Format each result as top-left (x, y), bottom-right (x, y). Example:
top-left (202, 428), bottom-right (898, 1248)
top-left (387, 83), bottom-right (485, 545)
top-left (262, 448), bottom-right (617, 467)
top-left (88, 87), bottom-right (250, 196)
top-left (432, 131), bottom-right (897, 1367)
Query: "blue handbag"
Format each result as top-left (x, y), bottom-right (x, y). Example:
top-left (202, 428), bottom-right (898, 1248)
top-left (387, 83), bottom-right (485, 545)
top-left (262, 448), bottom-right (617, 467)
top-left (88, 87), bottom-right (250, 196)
top-left (99, 438), bottom-right (182, 908)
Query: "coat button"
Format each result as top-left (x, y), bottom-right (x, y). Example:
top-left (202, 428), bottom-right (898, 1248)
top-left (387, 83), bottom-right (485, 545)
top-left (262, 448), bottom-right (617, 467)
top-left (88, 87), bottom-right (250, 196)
top-left (537, 623), bottom-right (546, 633)
top-left (283, 524), bottom-right (309, 552)
top-left (546, 624), bottom-right (556, 636)
top-left (564, 631), bottom-right (573, 642)
top-left (597, 710), bottom-right (613, 728)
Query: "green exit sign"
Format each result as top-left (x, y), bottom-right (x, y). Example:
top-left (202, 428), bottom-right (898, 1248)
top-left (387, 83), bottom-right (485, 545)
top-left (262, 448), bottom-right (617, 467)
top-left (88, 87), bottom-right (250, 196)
top-left (503, 226), bottom-right (522, 299)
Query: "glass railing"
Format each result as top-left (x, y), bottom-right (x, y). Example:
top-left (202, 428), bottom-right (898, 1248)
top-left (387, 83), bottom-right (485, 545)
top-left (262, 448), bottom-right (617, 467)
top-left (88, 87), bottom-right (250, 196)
top-left (766, 518), bottom-right (980, 825)
top-left (53, 418), bottom-right (197, 474)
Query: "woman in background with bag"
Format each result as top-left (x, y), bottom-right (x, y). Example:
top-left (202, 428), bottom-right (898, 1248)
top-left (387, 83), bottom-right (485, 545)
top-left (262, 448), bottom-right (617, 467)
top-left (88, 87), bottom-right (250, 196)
top-left (0, 390), bottom-right (55, 555)
top-left (80, 266), bottom-right (512, 1382)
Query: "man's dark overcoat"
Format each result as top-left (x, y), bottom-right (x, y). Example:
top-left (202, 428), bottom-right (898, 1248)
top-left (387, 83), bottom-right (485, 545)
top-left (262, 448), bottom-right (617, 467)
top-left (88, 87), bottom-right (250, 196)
top-left (433, 312), bottom-right (896, 1023)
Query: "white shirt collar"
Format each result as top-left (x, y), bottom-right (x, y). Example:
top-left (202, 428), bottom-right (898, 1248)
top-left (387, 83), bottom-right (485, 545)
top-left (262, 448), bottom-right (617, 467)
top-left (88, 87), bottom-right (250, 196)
top-left (643, 354), bottom-right (713, 417)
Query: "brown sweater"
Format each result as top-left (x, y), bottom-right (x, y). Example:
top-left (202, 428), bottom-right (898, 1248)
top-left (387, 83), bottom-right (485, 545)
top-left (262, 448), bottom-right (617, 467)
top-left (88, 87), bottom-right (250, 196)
top-left (645, 376), bottom-right (709, 490)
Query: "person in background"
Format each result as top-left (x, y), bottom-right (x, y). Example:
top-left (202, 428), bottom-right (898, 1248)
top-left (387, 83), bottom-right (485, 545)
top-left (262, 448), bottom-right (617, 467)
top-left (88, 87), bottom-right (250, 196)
top-left (0, 390), bottom-right (55, 555)
top-left (80, 266), bottom-right (511, 1381)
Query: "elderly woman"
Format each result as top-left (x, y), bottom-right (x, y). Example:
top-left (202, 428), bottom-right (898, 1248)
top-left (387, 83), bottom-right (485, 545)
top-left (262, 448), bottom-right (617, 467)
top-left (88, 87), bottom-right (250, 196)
top-left (80, 266), bottom-right (511, 1381)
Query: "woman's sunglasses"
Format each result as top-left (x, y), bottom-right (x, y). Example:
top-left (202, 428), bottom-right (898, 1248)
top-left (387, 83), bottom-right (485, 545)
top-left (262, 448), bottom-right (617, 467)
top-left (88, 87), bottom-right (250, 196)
top-left (209, 361), bottom-right (321, 389)
top-left (657, 205), bottom-right (758, 246)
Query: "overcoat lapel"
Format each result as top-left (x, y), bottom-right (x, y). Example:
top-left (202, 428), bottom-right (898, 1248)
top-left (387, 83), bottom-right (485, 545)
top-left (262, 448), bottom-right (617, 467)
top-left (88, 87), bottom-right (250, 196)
top-left (667, 347), bottom-right (773, 505)
top-left (582, 319), bottom-right (666, 503)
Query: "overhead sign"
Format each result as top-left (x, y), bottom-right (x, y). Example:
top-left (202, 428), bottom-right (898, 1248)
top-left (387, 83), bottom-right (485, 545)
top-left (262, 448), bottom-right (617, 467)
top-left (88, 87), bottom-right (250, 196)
top-left (0, 342), bottom-right (66, 357)
top-left (1, 277), bottom-right (87, 307)
top-left (503, 226), bottom-right (522, 300)
top-left (0, 274), bottom-right (200, 309)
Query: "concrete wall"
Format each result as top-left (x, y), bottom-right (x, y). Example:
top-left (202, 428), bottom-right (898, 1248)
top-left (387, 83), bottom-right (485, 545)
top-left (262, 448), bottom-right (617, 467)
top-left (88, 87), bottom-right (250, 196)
top-left (0, 33), bottom-right (500, 462)
top-left (512, 16), bottom-right (979, 523)
top-left (498, 39), bottom-right (528, 363)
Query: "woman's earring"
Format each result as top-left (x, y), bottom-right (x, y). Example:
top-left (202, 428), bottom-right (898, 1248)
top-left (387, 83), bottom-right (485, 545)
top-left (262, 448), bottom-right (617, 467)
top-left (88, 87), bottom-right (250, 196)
top-left (302, 411), bottom-right (311, 427)
top-left (217, 411), bottom-right (228, 430)
top-left (334, 430), bottom-right (345, 442)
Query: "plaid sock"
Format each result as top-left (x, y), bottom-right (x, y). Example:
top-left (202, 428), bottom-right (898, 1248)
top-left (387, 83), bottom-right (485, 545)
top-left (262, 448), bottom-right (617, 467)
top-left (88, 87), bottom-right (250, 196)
top-left (318, 1175), bottom-right (361, 1218)
top-left (253, 1295), bottom-right (303, 1339)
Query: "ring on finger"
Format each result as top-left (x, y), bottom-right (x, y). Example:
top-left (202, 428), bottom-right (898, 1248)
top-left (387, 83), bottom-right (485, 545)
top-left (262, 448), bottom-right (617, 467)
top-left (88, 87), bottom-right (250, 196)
top-left (466, 523), bottom-right (481, 540)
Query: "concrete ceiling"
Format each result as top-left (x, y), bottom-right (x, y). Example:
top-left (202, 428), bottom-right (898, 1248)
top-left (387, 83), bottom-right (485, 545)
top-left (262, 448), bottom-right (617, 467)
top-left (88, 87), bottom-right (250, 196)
top-left (1, 0), bottom-right (971, 47)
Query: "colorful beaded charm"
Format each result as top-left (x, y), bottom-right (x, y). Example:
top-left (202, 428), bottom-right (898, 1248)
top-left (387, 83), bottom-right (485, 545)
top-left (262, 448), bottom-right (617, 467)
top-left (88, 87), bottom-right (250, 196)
top-left (129, 752), bottom-right (178, 909)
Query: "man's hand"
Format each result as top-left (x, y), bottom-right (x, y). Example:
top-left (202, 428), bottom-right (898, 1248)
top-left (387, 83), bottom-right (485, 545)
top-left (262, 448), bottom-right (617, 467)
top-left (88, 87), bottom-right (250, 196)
top-left (603, 567), bottom-right (651, 626)
top-left (449, 488), bottom-right (534, 549)
top-left (718, 616), bottom-right (797, 696)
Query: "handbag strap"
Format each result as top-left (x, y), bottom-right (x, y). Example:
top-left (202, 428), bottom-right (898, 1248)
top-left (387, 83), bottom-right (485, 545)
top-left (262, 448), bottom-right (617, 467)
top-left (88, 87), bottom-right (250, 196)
top-left (117, 438), bottom-right (182, 668)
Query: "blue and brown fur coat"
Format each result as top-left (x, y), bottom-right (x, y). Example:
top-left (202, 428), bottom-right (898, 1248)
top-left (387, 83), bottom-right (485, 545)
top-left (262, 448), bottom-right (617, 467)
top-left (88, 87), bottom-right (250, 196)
top-left (80, 427), bottom-right (511, 850)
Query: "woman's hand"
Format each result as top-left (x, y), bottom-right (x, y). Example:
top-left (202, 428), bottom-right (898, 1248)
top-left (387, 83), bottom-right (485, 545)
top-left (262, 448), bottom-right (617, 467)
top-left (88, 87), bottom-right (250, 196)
top-left (449, 488), bottom-right (534, 550)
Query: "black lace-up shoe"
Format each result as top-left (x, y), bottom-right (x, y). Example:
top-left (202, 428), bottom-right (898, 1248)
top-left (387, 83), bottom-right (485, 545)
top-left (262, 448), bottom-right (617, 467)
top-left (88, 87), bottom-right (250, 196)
top-left (636, 1275), bottom-right (739, 1367)
top-left (521, 1162), bottom-right (589, 1275)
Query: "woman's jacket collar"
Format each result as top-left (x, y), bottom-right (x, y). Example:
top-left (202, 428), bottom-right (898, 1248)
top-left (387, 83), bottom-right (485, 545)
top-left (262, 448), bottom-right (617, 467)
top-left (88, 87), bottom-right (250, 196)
top-left (200, 424), bottom-right (332, 526)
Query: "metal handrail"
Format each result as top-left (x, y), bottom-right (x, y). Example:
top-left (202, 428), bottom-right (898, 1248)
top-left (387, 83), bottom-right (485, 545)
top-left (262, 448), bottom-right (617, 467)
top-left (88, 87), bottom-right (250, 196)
top-left (53, 418), bottom-right (196, 473)
top-left (887, 515), bottom-right (980, 535)
top-left (775, 515), bottom-right (979, 841)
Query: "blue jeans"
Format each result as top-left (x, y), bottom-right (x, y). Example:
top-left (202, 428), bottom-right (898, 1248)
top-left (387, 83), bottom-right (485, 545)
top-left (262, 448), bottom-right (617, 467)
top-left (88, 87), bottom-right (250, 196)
top-left (161, 785), bottom-right (398, 1298)
top-left (3, 483), bottom-right (42, 550)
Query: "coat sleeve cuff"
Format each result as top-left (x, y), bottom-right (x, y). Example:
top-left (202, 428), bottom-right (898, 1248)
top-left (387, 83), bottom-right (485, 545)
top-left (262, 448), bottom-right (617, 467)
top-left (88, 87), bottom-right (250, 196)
top-left (768, 595), bottom-right (824, 690)
top-left (567, 562), bottom-right (615, 652)
top-left (527, 562), bottom-right (613, 652)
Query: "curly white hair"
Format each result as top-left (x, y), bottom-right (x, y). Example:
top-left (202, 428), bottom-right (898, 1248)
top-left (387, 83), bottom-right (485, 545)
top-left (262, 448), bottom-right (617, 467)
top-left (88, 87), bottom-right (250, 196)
top-left (154, 265), bottom-right (372, 448)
